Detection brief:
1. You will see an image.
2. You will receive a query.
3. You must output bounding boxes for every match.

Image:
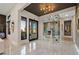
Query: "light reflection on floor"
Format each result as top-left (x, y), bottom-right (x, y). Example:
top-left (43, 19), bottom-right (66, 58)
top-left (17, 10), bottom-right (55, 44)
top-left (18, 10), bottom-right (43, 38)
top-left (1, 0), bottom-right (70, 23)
top-left (3, 39), bottom-right (78, 55)
top-left (21, 45), bottom-right (27, 55)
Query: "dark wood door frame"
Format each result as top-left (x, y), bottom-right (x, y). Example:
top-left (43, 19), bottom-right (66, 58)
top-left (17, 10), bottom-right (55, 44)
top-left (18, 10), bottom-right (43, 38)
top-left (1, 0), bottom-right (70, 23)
top-left (29, 19), bottom-right (38, 41)
top-left (21, 16), bottom-right (27, 40)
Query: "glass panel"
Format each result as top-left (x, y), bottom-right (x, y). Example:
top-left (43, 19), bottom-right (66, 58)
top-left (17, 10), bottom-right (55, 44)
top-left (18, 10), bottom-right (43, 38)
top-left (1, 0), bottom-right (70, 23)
top-left (21, 17), bottom-right (27, 40)
top-left (43, 21), bottom-right (60, 41)
top-left (43, 22), bottom-right (51, 39)
top-left (51, 21), bottom-right (60, 35)
top-left (29, 19), bottom-right (38, 41)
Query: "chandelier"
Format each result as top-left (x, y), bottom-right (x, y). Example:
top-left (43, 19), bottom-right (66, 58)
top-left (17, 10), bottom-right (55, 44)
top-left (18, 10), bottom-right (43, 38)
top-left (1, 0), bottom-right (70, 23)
top-left (40, 3), bottom-right (55, 13)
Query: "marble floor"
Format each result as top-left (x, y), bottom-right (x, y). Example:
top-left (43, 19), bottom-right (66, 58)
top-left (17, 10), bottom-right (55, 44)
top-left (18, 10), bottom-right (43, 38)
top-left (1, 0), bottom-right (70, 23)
top-left (1, 39), bottom-right (79, 55)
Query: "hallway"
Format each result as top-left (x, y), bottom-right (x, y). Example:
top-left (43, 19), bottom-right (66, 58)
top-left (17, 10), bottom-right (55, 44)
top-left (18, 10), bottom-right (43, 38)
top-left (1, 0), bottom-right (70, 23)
top-left (0, 3), bottom-right (79, 55)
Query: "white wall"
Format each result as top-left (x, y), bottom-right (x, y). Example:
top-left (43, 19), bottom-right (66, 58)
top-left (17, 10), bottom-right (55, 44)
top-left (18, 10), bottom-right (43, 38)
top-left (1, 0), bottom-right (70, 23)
top-left (75, 6), bottom-right (79, 53)
top-left (6, 3), bottom-right (30, 45)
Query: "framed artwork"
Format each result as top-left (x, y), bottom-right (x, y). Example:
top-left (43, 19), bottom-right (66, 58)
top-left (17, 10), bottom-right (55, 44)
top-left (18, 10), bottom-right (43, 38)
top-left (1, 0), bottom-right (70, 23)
top-left (64, 20), bottom-right (71, 36)
top-left (21, 16), bottom-right (27, 40)
top-left (29, 19), bottom-right (38, 41)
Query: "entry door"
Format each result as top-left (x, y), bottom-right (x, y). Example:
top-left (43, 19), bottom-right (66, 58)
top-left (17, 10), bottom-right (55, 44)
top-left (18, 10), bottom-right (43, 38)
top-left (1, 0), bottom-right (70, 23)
top-left (29, 19), bottom-right (38, 41)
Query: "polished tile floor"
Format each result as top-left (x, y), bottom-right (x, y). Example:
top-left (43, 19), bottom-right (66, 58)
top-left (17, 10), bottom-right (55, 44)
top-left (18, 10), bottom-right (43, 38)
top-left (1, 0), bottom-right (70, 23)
top-left (3, 39), bottom-right (79, 55)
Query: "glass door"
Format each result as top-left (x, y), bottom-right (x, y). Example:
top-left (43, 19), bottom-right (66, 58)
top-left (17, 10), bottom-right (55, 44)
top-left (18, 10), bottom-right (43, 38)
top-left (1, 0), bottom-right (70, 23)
top-left (43, 21), bottom-right (60, 41)
top-left (21, 16), bottom-right (27, 40)
top-left (51, 21), bottom-right (60, 41)
top-left (29, 19), bottom-right (38, 41)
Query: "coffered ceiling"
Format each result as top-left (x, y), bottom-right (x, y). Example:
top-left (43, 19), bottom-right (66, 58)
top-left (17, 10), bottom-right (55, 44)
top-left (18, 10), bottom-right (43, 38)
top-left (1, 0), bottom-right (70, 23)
top-left (24, 3), bottom-right (76, 16)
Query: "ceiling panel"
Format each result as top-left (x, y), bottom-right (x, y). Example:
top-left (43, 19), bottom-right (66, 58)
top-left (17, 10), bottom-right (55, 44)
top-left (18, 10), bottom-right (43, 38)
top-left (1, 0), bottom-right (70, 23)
top-left (24, 3), bottom-right (76, 16)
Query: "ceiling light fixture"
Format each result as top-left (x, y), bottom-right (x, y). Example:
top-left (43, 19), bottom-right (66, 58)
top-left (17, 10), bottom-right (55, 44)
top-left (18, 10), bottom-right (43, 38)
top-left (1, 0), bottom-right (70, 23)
top-left (40, 3), bottom-right (55, 13)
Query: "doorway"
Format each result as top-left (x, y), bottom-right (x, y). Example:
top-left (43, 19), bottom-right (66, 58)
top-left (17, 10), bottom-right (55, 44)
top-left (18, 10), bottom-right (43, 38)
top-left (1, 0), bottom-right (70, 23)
top-left (64, 20), bottom-right (72, 41)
